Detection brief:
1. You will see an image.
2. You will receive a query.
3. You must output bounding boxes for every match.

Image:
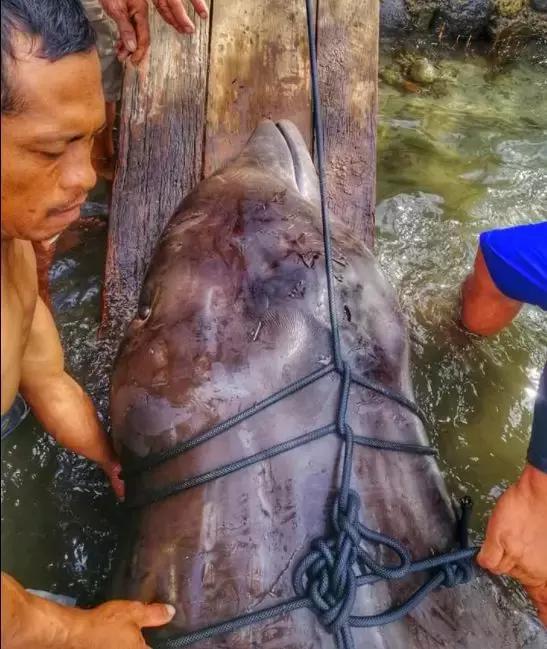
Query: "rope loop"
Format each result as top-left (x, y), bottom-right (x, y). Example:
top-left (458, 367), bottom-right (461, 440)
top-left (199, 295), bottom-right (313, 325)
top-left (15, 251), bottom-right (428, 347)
top-left (293, 488), bottom-right (415, 640)
top-left (293, 532), bottom-right (357, 636)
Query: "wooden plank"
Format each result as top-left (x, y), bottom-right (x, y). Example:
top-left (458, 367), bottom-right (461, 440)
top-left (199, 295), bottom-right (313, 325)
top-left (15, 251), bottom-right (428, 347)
top-left (204, 0), bottom-right (313, 176)
top-left (102, 5), bottom-right (209, 332)
top-left (318, 0), bottom-right (379, 246)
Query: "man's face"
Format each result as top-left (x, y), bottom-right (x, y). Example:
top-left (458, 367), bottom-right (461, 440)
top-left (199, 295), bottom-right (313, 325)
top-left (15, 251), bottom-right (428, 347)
top-left (1, 42), bottom-right (105, 241)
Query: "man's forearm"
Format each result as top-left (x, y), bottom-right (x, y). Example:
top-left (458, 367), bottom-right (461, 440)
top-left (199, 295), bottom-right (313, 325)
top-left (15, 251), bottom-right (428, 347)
top-left (461, 248), bottom-right (522, 336)
top-left (20, 371), bottom-right (117, 469)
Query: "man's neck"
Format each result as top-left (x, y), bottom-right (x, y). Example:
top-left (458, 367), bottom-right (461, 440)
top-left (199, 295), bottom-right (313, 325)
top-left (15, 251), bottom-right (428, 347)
top-left (1, 238), bottom-right (14, 277)
top-left (1, 235), bottom-right (15, 277)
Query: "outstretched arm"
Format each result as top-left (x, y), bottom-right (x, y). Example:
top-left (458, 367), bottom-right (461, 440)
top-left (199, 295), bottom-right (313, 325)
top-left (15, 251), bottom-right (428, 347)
top-left (477, 464), bottom-right (547, 625)
top-left (1, 572), bottom-right (175, 648)
top-left (19, 297), bottom-right (123, 499)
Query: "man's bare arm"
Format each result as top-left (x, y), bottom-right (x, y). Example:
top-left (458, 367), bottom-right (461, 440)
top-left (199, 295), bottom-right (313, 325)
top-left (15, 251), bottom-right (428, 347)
top-left (19, 298), bottom-right (123, 499)
top-left (2, 572), bottom-right (71, 648)
top-left (461, 248), bottom-right (522, 335)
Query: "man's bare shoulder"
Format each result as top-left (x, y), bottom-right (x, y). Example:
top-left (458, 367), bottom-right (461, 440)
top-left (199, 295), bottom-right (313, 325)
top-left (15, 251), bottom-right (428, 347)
top-left (1, 239), bottom-right (38, 307)
top-left (1, 239), bottom-right (39, 413)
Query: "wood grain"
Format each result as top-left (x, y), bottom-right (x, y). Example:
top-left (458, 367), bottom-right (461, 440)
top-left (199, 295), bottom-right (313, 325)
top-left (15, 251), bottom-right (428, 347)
top-left (203, 0), bottom-right (313, 176)
top-left (318, 0), bottom-right (379, 246)
top-left (103, 0), bottom-right (379, 332)
top-left (102, 5), bottom-right (209, 331)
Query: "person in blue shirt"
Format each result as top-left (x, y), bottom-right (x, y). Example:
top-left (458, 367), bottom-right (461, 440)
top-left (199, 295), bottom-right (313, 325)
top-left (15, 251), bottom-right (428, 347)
top-left (460, 220), bottom-right (546, 625)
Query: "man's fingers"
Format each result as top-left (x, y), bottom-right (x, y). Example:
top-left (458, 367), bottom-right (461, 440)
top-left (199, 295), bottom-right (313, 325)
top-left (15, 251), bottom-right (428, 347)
top-left (191, 0), bottom-right (209, 19)
top-left (130, 9), bottom-right (151, 64)
top-left (134, 603), bottom-right (176, 628)
top-left (477, 538), bottom-right (505, 573)
top-left (161, 0), bottom-right (195, 33)
top-left (117, 43), bottom-right (132, 62)
top-left (111, 11), bottom-right (138, 53)
top-left (110, 465), bottom-right (126, 501)
top-left (153, 1), bottom-right (179, 30)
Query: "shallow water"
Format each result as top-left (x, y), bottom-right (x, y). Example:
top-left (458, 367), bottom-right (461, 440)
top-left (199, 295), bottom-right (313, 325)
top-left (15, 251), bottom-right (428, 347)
top-left (1, 50), bottom-right (546, 608)
top-left (377, 48), bottom-right (547, 536)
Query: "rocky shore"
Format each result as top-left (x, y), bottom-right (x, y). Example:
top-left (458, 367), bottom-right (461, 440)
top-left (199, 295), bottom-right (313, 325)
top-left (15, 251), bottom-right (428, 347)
top-left (380, 0), bottom-right (547, 45)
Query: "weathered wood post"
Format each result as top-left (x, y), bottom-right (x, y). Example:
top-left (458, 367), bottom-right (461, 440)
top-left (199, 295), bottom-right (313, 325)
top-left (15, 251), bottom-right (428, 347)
top-left (102, 5), bottom-right (209, 333)
top-left (319, 0), bottom-right (379, 245)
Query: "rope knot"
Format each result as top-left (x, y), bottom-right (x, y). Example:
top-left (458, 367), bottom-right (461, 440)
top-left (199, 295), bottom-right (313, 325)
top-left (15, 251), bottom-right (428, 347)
top-left (292, 493), bottom-right (361, 635)
top-left (293, 490), bottom-right (414, 640)
top-left (440, 559), bottom-right (475, 588)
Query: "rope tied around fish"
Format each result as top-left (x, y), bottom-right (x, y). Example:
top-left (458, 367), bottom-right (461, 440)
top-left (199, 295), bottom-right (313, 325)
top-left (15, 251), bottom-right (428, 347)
top-left (121, 1), bottom-right (480, 646)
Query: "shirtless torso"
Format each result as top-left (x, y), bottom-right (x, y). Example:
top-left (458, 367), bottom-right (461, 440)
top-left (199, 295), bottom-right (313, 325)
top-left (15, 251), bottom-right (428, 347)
top-left (1, 239), bottom-right (39, 415)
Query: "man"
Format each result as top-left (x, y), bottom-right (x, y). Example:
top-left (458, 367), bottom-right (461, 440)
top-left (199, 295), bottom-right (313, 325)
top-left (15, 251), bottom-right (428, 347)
top-left (461, 220), bottom-right (547, 625)
top-left (1, 1), bottom-right (175, 646)
top-left (31, 0), bottom-right (210, 306)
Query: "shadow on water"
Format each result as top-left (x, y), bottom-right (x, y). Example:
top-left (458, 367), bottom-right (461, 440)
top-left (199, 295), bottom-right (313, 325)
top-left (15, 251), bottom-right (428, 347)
top-left (1, 49), bottom-right (546, 612)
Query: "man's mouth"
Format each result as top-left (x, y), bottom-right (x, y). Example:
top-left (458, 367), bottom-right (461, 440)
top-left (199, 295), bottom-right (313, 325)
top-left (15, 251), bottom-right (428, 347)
top-left (48, 200), bottom-right (85, 218)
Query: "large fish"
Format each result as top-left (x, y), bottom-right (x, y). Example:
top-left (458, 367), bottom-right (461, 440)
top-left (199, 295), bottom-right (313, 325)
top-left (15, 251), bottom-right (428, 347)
top-left (111, 120), bottom-right (543, 648)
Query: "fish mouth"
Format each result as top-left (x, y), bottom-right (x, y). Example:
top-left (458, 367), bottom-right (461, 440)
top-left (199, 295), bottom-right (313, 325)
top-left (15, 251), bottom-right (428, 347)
top-left (274, 120), bottom-right (320, 205)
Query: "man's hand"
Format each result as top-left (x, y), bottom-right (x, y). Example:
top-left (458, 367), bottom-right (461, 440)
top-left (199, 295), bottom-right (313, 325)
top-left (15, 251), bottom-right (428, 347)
top-left (100, 1), bottom-right (150, 64)
top-left (101, 460), bottom-right (126, 501)
top-left (151, 0), bottom-right (208, 34)
top-left (67, 600), bottom-right (176, 649)
top-left (2, 572), bottom-right (175, 649)
top-left (100, 0), bottom-right (209, 65)
top-left (478, 464), bottom-right (547, 625)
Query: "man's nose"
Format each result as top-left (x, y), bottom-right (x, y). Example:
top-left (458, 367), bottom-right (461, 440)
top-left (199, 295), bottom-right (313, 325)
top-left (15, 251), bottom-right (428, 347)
top-left (58, 140), bottom-right (97, 195)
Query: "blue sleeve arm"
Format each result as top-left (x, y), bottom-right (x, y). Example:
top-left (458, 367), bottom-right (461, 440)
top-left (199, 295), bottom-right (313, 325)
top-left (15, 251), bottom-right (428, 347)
top-left (527, 362), bottom-right (547, 473)
top-left (479, 222), bottom-right (547, 310)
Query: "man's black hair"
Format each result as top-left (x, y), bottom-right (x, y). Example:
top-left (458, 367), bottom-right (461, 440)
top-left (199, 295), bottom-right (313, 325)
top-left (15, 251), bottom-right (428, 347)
top-left (1, 0), bottom-right (96, 114)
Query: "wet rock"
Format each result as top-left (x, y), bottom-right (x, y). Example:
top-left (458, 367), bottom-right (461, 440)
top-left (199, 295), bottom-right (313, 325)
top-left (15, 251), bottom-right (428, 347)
top-left (490, 6), bottom-right (547, 46)
top-left (414, 6), bottom-right (438, 30)
top-left (380, 64), bottom-right (405, 88)
top-left (409, 57), bottom-right (437, 83)
top-left (436, 0), bottom-right (491, 37)
top-left (531, 0), bottom-right (547, 12)
top-left (494, 0), bottom-right (525, 17)
top-left (380, 0), bottom-right (411, 34)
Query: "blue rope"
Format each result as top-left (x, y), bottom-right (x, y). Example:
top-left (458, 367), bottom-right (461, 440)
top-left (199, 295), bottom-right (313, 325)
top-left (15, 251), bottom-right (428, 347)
top-left (124, 1), bottom-right (480, 646)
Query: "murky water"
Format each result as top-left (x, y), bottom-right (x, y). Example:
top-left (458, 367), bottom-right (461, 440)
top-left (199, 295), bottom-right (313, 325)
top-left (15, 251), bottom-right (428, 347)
top-left (377, 47), bottom-right (547, 537)
top-left (1, 49), bottom-right (546, 607)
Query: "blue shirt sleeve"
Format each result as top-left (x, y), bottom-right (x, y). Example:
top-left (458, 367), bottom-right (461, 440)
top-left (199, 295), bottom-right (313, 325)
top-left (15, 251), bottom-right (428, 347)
top-left (479, 222), bottom-right (547, 310)
top-left (527, 363), bottom-right (547, 473)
